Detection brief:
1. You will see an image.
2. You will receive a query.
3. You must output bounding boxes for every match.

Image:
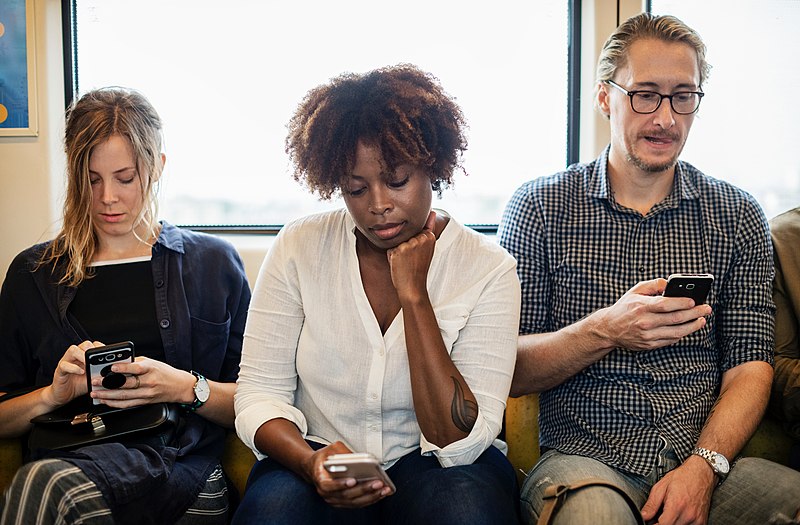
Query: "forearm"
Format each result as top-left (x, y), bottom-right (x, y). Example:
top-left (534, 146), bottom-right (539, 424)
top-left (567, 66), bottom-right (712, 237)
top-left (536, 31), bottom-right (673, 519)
top-left (0, 386), bottom-right (61, 438)
top-left (511, 311), bottom-right (615, 395)
top-left (252, 417), bottom-right (316, 482)
top-left (194, 380), bottom-right (236, 428)
top-left (402, 295), bottom-right (477, 447)
top-left (695, 361), bottom-right (772, 459)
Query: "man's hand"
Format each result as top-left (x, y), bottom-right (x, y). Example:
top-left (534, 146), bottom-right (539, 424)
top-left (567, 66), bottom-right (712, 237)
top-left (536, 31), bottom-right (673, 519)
top-left (591, 279), bottom-right (712, 352)
top-left (640, 455), bottom-right (716, 525)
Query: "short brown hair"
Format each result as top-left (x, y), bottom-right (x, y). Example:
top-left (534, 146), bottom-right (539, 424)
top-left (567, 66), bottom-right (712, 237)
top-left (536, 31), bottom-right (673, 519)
top-left (286, 64), bottom-right (468, 199)
top-left (596, 12), bottom-right (711, 87)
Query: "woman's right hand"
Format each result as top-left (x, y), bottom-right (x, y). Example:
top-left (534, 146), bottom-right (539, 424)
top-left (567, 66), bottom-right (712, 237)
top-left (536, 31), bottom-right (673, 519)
top-left (42, 340), bottom-right (97, 408)
top-left (305, 441), bottom-right (392, 508)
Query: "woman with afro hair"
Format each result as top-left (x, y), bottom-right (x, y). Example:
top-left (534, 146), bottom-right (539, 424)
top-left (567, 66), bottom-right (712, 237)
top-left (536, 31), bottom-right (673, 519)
top-left (233, 64), bottom-right (521, 524)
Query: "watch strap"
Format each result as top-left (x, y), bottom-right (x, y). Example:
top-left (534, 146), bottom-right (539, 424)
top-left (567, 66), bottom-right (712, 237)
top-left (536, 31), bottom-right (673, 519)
top-left (691, 446), bottom-right (729, 479)
top-left (181, 371), bottom-right (207, 412)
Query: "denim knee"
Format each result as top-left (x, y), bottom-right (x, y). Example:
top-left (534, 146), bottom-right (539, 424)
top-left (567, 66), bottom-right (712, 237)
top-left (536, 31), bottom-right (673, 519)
top-left (519, 451), bottom-right (644, 525)
top-left (385, 446), bottom-right (519, 525)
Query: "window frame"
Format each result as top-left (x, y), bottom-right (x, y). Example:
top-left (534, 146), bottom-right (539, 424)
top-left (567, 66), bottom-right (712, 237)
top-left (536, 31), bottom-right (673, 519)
top-left (60, 0), bottom-right (582, 235)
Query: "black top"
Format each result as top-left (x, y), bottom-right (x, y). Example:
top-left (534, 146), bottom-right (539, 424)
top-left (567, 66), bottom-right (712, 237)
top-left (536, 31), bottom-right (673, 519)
top-left (70, 259), bottom-right (164, 362)
top-left (0, 222), bottom-right (251, 524)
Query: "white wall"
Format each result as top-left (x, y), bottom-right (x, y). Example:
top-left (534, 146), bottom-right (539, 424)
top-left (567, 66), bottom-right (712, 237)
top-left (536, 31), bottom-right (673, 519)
top-left (0, 0), bottom-right (64, 282)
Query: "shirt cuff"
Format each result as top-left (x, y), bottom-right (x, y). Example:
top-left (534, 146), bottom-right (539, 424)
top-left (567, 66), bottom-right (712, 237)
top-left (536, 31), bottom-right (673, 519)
top-left (235, 400), bottom-right (308, 460)
top-left (418, 409), bottom-right (498, 467)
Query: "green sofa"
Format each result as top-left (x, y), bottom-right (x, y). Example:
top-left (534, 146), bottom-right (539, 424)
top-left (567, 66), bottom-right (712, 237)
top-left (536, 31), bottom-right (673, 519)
top-left (1, 395), bottom-right (794, 501)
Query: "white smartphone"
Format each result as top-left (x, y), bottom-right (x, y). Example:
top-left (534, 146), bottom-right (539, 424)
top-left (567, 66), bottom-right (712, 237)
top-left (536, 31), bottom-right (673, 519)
top-left (663, 273), bottom-right (714, 305)
top-left (85, 341), bottom-right (135, 405)
top-left (323, 452), bottom-right (396, 493)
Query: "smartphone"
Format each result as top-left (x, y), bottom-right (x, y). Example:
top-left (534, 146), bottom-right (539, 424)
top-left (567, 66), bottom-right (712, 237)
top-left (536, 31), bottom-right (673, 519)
top-left (323, 452), bottom-right (396, 493)
top-left (663, 273), bottom-right (714, 304)
top-left (85, 341), bottom-right (135, 405)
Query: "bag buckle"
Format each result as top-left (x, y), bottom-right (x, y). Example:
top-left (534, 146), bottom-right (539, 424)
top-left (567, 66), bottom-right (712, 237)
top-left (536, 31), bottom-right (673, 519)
top-left (71, 413), bottom-right (106, 435)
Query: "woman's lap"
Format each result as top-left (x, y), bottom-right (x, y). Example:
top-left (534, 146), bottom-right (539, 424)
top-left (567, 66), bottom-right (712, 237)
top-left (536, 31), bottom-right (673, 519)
top-left (232, 444), bottom-right (519, 525)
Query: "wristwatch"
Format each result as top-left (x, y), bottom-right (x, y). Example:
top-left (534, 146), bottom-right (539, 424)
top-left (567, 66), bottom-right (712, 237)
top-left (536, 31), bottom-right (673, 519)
top-left (691, 447), bottom-right (730, 480)
top-left (183, 371), bottom-right (210, 412)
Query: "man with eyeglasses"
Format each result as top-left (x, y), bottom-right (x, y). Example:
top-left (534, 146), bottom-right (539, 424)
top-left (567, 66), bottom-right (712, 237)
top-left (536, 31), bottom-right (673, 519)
top-left (499, 12), bottom-right (800, 525)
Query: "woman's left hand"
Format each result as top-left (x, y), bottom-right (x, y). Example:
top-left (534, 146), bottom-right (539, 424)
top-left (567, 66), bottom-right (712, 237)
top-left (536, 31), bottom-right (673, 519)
top-left (89, 356), bottom-right (194, 408)
top-left (387, 210), bottom-right (437, 304)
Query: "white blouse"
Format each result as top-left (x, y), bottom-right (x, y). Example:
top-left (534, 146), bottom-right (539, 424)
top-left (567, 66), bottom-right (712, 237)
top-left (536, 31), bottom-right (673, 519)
top-left (235, 208), bottom-right (520, 467)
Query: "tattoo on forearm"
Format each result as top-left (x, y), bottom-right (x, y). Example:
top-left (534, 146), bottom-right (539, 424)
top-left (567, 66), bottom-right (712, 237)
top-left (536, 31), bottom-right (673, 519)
top-left (451, 377), bottom-right (478, 432)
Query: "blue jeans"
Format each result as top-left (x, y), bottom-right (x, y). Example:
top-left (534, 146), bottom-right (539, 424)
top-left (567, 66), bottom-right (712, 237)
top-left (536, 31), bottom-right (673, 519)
top-left (232, 443), bottom-right (520, 525)
top-left (521, 449), bottom-right (800, 525)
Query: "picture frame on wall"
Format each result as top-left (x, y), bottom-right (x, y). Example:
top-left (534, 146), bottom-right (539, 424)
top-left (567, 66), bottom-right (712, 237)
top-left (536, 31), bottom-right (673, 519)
top-left (0, 0), bottom-right (38, 137)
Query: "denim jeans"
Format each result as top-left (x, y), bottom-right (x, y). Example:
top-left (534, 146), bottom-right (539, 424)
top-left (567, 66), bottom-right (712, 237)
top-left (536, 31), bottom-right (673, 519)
top-left (231, 443), bottom-right (520, 525)
top-left (520, 448), bottom-right (800, 525)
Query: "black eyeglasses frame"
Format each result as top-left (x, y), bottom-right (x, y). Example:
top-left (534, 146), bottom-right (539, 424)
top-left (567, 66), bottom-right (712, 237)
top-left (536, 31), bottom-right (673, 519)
top-left (604, 80), bottom-right (704, 115)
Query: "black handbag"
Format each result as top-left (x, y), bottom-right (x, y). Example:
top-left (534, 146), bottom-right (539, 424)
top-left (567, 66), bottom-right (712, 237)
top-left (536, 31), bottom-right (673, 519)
top-left (28, 396), bottom-right (182, 452)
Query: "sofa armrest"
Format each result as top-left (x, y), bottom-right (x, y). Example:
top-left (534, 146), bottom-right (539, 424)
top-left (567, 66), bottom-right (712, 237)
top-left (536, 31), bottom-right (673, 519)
top-left (741, 413), bottom-right (795, 465)
top-left (220, 432), bottom-right (256, 497)
top-left (505, 394), bottom-right (540, 483)
top-left (0, 437), bottom-right (23, 493)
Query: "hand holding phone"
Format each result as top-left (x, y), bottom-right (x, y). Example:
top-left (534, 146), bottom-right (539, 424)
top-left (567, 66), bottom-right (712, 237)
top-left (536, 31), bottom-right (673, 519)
top-left (663, 274), bottom-right (714, 305)
top-left (85, 342), bottom-right (135, 405)
top-left (323, 452), bottom-right (396, 493)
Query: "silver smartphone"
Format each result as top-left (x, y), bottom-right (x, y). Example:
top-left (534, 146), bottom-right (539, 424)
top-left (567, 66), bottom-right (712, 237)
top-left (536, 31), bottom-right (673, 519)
top-left (663, 273), bottom-right (714, 305)
top-left (323, 452), bottom-right (396, 493)
top-left (85, 341), bottom-right (135, 405)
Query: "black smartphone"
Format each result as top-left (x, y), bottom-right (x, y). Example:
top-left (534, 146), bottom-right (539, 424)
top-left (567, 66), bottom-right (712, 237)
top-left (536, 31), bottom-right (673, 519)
top-left (663, 274), bottom-right (714, 304)
top-left (85, 342), bottom-right (135, 405)
top-left (323, 453), bottom-right (396, 493)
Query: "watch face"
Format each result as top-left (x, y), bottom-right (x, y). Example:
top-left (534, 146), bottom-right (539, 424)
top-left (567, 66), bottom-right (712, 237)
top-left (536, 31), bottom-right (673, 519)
top-left (713, 454), bottom-right (730, 474)
top-left (195, 378), bottom-right (211, 403)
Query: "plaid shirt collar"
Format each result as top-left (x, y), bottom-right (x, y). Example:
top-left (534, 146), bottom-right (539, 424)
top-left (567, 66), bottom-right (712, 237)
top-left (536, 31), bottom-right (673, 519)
top-left (586, 145), bottom-right (702, 212)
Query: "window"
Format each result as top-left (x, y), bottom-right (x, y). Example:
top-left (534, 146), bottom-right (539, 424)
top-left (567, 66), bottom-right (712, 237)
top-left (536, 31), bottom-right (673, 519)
top-left (70, 1), bottom-right (570, 228)
top-left (650, 0), bottom-right (800, 220)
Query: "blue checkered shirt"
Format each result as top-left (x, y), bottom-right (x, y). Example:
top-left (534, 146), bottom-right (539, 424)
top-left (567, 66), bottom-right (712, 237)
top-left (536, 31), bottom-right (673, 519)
top-left (498, 146), bottom-right (775, 477)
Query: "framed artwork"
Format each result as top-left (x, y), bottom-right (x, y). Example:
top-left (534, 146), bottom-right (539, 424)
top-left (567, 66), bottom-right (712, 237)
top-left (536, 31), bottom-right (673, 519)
top-left (0, 0), bottom-right (38, 137)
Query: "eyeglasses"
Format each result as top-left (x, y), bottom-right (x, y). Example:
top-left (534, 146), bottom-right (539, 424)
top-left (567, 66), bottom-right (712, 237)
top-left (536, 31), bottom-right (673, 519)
top-left (604, 80), bottom-right (704, 115)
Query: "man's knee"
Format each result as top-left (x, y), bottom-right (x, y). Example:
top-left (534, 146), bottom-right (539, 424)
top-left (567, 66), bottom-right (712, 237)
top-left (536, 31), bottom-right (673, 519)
top-left (521, 480), bottom-right (641, 525)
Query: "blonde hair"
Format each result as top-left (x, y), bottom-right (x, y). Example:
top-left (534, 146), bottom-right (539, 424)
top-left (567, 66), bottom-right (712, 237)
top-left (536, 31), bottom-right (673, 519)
top-left (596, 13), bottom-right (711, 87)
top-left (41, 87), bottom-right (163, 286)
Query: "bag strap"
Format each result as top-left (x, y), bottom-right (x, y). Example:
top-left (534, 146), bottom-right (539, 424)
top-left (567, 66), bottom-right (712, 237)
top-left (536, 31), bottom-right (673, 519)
top-left (537, 477), bottom-right (645, 525)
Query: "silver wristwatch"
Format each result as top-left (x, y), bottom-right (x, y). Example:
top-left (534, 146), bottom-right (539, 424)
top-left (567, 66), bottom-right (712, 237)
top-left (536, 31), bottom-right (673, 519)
top-left (182, 371), bottom-right (210, 412)
top-left (691, 447), bottom-right (730, 480)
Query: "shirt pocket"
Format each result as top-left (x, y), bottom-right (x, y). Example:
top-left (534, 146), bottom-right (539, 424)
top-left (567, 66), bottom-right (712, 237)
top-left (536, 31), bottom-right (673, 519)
top-left (190, 313), bottom-right (231, 377)
top-left (434, 304), bottom-right (470, 353)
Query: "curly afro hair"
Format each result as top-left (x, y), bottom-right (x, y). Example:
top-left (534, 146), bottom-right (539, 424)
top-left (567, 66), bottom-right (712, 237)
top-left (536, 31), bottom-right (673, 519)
top-left (286, 64), bottom-right (468, 199)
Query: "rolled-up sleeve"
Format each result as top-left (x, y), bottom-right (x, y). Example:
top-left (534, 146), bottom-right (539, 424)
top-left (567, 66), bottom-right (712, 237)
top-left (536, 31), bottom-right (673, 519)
top-left (420, 256), bottom-right (521, 467)
top-left (234, 231), bottom-right (308, 460)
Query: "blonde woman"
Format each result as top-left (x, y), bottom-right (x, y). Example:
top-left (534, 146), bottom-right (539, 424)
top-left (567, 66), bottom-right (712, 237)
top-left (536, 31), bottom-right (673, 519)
top-left (0, 87), bottom-right (250, 524)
